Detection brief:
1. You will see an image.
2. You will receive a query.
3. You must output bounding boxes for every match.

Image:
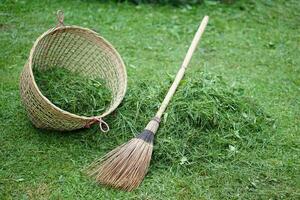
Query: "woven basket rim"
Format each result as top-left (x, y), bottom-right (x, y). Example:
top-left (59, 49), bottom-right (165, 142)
top-left (28, 25), bottom-right (127, 120)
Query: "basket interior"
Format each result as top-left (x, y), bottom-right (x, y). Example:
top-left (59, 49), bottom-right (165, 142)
top-left (31, 27), bottom-right (126, 117)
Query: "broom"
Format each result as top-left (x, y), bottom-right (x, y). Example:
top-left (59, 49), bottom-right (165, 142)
top-left (86, 16), bottom-right (209, 191)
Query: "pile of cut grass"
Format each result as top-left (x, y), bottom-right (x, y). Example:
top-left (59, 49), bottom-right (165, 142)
top-left (33, 67), bottom-right (112, 117)
top-left (104, 71), bottom-right (273, 170)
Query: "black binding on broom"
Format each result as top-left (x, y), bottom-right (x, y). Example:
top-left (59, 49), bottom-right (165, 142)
top-left (136, 130), bottom-right (154, 143)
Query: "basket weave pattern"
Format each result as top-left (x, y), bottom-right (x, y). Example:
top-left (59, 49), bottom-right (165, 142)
top-left (20, 26), bottom-right (127, 131)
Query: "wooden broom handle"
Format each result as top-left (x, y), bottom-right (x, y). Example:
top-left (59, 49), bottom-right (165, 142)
top-left (155, 16), bottom-right (209, 119)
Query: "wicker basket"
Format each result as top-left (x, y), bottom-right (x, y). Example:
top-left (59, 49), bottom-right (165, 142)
top-left (19, 11), bottom-right (127, 131)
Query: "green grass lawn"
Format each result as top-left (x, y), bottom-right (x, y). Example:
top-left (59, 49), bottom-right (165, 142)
top-left (1, 0), bottom-right (299, 199)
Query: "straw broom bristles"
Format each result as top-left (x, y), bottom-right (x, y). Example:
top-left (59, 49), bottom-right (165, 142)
top-left (86, 16), bottom-right (209, 191)
top-left (87, 129), bottom-right (154, 191)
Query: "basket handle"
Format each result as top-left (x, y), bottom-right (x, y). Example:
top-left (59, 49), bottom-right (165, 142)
top-left (56, 10), bottom-right (65, 27)
top-left (84, 118), bottom-right (110, 133)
